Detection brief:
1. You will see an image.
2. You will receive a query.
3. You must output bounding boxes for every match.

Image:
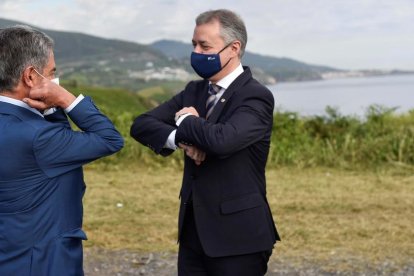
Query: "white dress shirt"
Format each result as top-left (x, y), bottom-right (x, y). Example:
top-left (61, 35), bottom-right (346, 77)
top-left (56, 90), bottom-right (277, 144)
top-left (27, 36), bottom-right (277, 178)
top-left (0, 94), bottom-right (85, 117)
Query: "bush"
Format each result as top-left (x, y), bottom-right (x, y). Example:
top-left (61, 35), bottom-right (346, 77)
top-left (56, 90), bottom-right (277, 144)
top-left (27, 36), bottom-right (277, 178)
top-left (65, 84), bottom-right (414, 169)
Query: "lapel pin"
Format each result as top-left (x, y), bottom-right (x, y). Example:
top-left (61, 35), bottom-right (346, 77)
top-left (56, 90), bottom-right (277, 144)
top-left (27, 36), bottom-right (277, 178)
top-left (221, 98), bottom-right (226, 103)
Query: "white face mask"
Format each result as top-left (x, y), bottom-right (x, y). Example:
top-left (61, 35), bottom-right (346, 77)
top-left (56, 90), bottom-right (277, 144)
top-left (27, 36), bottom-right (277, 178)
top-left (50, 77), bottom-right (59, 85)
top-left (33, 68), bottom-right (59, 86)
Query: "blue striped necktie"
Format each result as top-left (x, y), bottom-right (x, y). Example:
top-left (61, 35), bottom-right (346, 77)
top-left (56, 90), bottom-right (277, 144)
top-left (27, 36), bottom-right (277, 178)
top-left (206, 84), bottom-right (221, 118)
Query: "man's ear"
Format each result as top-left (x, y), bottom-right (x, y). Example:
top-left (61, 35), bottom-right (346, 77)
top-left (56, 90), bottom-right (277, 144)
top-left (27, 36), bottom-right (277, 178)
top-left (22, 67), bottom-right (37, 88)
top-left (230, 40), bottom-right (241, 58)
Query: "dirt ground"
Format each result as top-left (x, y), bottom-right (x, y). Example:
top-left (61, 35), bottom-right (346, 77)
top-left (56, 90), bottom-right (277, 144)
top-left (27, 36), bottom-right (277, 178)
top-left (84, 248), bottom-right (414, 275)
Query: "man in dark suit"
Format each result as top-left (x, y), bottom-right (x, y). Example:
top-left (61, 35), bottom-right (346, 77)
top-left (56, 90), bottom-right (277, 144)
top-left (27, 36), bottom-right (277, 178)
top-left (131, 9), bottom-right (280, 275)
top-left (0, 26), bottom-right (124, 275)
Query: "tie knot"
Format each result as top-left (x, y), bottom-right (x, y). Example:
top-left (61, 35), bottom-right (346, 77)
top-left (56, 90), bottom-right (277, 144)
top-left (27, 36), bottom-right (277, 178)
top-left (209, 84), bottom-right (220, 95)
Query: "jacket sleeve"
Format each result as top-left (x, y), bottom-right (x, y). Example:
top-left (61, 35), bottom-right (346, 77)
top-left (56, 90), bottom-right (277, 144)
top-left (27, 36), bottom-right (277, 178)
top-left (130, 89), bottom-right (185, 156)
top-left (175, 88), bottom-right (274, 158)
top-left (44, 108), bottom-right (71, 128)
top-left (33, 96), bottom-right (124, 178)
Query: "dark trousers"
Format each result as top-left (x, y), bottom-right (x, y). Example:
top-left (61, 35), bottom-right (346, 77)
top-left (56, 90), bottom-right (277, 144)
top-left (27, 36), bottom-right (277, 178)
top-left (178, 204), bottom-right (272, 276)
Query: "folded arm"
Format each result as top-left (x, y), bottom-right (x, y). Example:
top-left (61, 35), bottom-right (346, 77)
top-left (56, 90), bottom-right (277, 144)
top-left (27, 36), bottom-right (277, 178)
top-left (130, 89), bottom-right (185, 156)
top-left (175, 92), bottom-right (274, 158)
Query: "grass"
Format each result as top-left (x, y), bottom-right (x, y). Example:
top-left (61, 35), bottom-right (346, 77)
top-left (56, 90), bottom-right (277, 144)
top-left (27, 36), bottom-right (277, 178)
top-left (82, 165), bottom-right (414, 268)
top-left (266, 168), bottom-right (414, 266)
top-left (83, 165), bottom-right (181, 252)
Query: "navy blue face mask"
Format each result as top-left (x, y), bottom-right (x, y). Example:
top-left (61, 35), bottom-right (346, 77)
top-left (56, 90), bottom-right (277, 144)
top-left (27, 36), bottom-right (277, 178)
top-left (190, 43), bottom-right (233, 79)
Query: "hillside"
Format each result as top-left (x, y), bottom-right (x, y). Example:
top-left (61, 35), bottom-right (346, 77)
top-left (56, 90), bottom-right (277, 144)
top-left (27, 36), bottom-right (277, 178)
top-left (67, 84), bottom-right (147, 116)
top-left (1, 17), bottom-right (343, 87)
top-left (151, 39), bottom-right (340, 82)
top-left (0, 18), bottom-right (188, 91)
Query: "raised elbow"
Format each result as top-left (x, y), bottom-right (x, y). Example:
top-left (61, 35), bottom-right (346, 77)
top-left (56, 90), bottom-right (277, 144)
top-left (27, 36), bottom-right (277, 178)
top-left (107, 133), bottom-right (124, 153)
top-left (114, 135), bottom-right (125, 152)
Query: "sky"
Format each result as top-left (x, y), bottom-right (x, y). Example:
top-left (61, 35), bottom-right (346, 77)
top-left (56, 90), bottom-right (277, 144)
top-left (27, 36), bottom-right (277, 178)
top-left (1, 0), bottom-right (413, 70)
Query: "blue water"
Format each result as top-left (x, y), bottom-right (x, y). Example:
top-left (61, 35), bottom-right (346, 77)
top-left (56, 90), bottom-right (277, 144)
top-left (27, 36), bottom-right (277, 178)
top-left (269, 74), bottom-right (414, 117)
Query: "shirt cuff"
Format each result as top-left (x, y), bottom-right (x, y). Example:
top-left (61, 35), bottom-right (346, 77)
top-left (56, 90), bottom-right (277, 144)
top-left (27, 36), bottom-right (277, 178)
top-left (64, 94), bottom-right (85, 113)
top-left (164, 130), bottom-right (178, 150)
top-left (43, 107), bottom-right (57, 116)
top-left (176, 113), bottom-right (193, 126)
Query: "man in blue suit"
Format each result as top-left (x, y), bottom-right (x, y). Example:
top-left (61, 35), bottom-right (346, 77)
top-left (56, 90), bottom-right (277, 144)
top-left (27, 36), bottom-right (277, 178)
top-left (131, 9), bottom-right (280, 275)
top-left (0, 26), bottom-right (124, 275)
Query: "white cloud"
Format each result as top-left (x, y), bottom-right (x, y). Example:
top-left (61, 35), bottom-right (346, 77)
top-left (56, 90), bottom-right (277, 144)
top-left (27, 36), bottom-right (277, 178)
top-left (1, 0), bottom-right (413, 69)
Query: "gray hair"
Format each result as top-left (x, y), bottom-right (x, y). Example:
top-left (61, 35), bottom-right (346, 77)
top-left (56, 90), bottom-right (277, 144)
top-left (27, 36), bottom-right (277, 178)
top-left (196, 9), bottom-right (247, 58)
top-left (0, 25), bottom-right (54, 93)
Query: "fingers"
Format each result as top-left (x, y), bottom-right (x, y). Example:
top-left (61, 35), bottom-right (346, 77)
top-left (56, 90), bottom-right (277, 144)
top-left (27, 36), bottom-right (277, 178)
top-left (187, 107), bottom-right (199, 117)
top-left (199, 151), bottom-right (206, 162)
top-left (176, 106), bottom-right (199, 118)
top-left (194, 151), bottom-right (206, 166)
top-left (28, 81), bottom-right (75, 109)
top-left (22, 98), bottom-right (49, 110)
top-left (179, 143), bottom-right (206, 165)
top-left (178, 143), bottom-right (189, 151)
top-left (193, 150), bottom-right (205, 162)
top-left (27, 81), bottom-right (54, 109)
top-left (28, 78), bottom-right (48, 98)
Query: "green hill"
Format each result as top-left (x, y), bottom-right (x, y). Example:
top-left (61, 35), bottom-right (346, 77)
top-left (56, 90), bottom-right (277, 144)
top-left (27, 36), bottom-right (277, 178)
top-left (67, 84), bottom-right (147, 115)
top-left (151, 39), bottom-right (340, 82)
top-left (1, 17), bottom-right (339, 86)
top-left (0, 18), bottom-right (183, 91)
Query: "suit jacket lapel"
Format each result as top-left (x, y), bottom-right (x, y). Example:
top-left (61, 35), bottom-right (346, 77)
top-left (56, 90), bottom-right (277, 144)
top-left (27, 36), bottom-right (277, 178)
top-left (196, 81), bottom-right (210, 119)
top-left (207, 67), bottom-right (252, 123)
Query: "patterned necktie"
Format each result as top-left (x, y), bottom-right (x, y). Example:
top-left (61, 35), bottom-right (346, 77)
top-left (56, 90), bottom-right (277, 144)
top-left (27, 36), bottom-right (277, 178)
top-left (206, 84), bottom-right (221, 119)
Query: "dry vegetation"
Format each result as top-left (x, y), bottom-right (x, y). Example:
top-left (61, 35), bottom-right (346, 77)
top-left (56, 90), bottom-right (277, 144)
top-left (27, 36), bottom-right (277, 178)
top-left (82, 165), bottom-right (414, 269)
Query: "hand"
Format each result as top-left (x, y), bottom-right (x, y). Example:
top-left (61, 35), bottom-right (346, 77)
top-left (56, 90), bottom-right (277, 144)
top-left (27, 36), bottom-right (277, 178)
top-left (23, 78), bottom-right (76, 111)
top-left (179, 143), bottom-right (206, 166)
top-left (175, 106), bottom-right (199, 122)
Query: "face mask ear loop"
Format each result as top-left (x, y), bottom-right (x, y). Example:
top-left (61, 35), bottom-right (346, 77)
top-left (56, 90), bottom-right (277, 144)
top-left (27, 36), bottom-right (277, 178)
top-left (218, 42), bottom-right (233, 54)
top-left (221, 57), bottom-right (233, 71)
top-left (32, 68), bottom-right (46, 80)
top-left (32, 67), bottom-right (59, 85)
top-left (217, 42), bottom-right (234, 71)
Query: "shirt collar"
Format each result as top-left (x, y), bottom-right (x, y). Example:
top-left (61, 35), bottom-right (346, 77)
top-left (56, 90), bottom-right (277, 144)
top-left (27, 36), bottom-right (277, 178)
top-left (0, 95), bottom-right (44, 117)
top-left (212, 63), bottom-right (244, 90)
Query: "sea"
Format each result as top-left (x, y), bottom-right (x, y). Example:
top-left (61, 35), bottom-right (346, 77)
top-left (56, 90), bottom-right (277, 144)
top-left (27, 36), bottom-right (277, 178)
top-left (268, 74), bottom-right (414, 117)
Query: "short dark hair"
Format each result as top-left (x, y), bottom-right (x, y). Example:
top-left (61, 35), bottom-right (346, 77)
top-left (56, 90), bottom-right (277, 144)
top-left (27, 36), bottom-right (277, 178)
top-left (196, 9), bottom-right (247, 57)
top-left (0, 25), bottom-right (54, 93)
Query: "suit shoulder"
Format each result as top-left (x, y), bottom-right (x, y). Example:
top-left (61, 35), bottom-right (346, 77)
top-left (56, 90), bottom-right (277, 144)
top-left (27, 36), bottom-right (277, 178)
top-left (249, 78), bottom-right (273, 94)
top-left (183, 79), bottom-right (206, 92)
top-left (244, 78), bottom-right (274, 102)
top-left (24, 118), bottom-right (58, 132)
top-left (17, 117), bottom-right (71, 144)
top-left (0, 117), bottom-right (47, 147)
top-left (10, 116), bottom-right (45, 132)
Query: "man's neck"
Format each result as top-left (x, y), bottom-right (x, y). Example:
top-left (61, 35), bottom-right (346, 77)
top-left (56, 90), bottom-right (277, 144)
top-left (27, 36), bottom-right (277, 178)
top-left (210, 58), bottom-right (241, 84)
top-left (0, 92), bottom-right (21, 101)
top-left (0, 94), bottom-right (44, 117)
top-left (0, 85), bottom-right (28, 101)
top-left (215, 63), bottom-right (244, 90)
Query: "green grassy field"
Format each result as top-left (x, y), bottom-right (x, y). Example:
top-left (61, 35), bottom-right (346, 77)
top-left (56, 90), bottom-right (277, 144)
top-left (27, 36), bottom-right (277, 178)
top-left (82, 165), bottom-right (414, 267)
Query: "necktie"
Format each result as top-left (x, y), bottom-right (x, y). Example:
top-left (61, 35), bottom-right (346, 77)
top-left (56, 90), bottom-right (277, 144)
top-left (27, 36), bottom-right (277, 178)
top-left (206, 84), bottom-right (221, 119)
